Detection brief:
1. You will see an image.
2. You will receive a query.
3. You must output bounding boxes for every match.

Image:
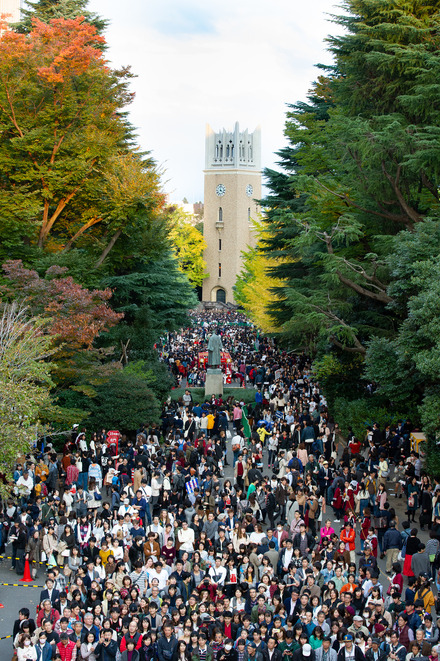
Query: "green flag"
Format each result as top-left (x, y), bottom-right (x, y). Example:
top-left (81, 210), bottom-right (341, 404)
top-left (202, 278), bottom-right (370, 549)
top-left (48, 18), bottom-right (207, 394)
top-left (242, 405), bottom-right (251, 439)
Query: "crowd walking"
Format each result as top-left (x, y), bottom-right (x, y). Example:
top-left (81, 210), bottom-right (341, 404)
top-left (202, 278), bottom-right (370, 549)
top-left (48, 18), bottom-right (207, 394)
top-left (5, 311), bottom-right (440, 661)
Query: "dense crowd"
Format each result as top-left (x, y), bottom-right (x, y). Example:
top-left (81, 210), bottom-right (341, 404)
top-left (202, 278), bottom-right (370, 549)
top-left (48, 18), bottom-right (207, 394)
top-left (5, 311), bottom-right (440, 661)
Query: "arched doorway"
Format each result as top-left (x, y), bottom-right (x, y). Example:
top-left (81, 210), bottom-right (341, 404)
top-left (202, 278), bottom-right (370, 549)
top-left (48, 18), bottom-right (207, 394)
top-left (216, 288), bottom-right (226, 303)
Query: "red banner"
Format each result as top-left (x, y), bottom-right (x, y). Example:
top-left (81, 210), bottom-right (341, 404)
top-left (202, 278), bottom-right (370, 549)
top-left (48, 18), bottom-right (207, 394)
top-left (106, 430), bottom-right (120, 455)
top-left (198, 351), bottom-right (232, 368)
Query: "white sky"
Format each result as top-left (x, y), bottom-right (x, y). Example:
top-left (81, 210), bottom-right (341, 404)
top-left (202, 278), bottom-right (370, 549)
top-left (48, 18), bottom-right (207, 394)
top-left (88, 0), bottom-right (344, 202)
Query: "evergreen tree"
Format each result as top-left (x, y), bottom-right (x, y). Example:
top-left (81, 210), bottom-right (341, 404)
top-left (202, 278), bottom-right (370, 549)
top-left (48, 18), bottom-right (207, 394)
top-left (17, 0), bottom-right (107, 34)
top-left (257, 0), bottom-right (440, 419)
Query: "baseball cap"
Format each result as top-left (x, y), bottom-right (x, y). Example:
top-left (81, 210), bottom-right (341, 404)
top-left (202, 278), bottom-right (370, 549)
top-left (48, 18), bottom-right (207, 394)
top-left (343, 634), bottom-right (353, 642)
top-left (303, 644), bottom-right (312, 656)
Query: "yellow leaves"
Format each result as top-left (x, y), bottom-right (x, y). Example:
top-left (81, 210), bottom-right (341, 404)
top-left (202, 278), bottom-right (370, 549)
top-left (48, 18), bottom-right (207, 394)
top-left (103, 152), bottom-right (160, 216)
top-left (236, 222), bottom-right (286, 333)
top-left (168, 207), bottom-right (207, 287)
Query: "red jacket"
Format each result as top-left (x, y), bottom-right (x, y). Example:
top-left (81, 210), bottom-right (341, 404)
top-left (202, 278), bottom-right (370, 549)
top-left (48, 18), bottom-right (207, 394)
top-left (57, 641), bottom-right (76, 661)
top-left (37, 607), bottom-right (60, 627)
top-left (340, 527), bottom-right (356, 551)
top-left (120, 632), bottom-right (142, 652)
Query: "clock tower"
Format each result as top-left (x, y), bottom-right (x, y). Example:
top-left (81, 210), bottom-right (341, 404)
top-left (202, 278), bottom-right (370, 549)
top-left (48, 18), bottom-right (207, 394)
top-left (202, 122), bottom-right (261, 304)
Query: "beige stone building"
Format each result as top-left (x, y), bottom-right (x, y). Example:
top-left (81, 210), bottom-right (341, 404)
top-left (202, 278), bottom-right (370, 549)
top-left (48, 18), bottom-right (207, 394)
top-left (202, 122), bottom-right (262, 304)
top-left (0, 0), bottom-right (21, 23)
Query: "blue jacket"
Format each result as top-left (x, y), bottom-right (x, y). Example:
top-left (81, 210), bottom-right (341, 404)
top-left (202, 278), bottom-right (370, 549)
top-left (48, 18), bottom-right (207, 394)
top-left (157, 634), bottom-right (178, 661)
top-left (383, 527), bottom-right (402, 552)
top-left (36, 642), bottom-right (53, 661)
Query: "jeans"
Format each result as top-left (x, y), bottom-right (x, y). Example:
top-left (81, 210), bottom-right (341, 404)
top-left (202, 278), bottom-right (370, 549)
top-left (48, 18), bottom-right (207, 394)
top-left (78, 472), bottom-right (88, 490)
top-left (145, 502), bottom-right (152, 525)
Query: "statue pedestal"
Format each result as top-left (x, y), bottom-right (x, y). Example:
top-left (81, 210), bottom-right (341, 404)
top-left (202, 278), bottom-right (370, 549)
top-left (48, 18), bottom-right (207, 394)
top-left (205, 368), bottom-right (223, 398)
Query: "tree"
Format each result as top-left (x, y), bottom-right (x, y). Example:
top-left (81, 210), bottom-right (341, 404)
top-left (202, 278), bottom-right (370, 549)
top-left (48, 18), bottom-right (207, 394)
top-left (260, 1), bottom-right (440, 359)
top-left (365, 220), bottom-right (440, 436)
top-left (16, 0), bottom-right (107, 34)
top-left (102, 251), bottom-right (198, 363)
top-left (0, 303), bottom-right (54, 496)
top-left (235, 221), bottom-right (286, 333)
top-left (85, 369), bottom-right (161, 433)
top-left (0, 16), bottom-right (147, 253)
top-left (1, 260), bottom-right (123, 393)
top-left (167, 207), bottom-right (207, 287)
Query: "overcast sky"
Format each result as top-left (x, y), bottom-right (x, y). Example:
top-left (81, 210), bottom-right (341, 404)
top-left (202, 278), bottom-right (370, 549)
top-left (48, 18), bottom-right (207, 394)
top-left (88, 0), bottom-right (344, 202)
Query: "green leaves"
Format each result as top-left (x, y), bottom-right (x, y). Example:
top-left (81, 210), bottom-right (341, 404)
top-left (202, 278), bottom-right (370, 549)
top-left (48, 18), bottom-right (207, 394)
top-left (0, 303), bottom-right (54, 496)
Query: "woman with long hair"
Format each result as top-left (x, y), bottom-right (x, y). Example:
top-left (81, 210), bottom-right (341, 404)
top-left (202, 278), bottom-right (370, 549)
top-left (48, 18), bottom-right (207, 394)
top-left (403, 528), bottom-right (421, 578)
top-left (16, 633), bottom-right (37, 661)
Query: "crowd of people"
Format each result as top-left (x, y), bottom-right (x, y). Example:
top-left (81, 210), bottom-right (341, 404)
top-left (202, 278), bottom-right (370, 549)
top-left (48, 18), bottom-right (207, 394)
top-left (4, 310), bottom-right (440, 661)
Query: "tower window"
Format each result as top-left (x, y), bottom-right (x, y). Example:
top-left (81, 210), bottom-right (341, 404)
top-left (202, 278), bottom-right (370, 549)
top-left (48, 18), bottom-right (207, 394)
top-left (248, 207), bottom-right (251, 222)
top-left (218, 263), bottom-right (222, 277)
top-left (219, 238), bottom-right (222, 251)
top-left (218, 207), bottom-right (223, 222)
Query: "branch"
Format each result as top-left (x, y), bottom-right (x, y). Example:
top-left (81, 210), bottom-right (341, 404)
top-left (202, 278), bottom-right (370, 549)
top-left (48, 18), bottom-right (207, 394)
top-left (94, 229), bottom-right (122, 268)
top-left (63, 217), bottom-right (103, 252)
top-left (38, 185), bottom-right (82, 248)
top-left (322, 232), bottom-right (393, 304)
top-left (330, 336), bottom-right (366, 354)
top-left (311, 304), bottom-right (366, 354)
top-left (341, 258), bottom-right (387, 288)
top-left (420, 170), bottom-right (439, 202)
top-left (314, 178), bottom-right (413, 227)
top-left (4, 86), bottom-right (24, 138)
top-left (337, 271), bottom-right (392, 304)
top-left (381, 161), bottom-right (421, 226)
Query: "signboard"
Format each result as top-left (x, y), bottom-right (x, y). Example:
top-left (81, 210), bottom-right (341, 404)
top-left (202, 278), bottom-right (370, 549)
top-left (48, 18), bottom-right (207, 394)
top-left (198, 351), bottom-right (232, 368)
top-left (106, 430), bottom-right (120, 455)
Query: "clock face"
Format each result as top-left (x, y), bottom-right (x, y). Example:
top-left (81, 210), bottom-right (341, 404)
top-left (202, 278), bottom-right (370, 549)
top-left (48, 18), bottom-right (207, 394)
top-left (216, 184), bottom-right (226, 197)
top-left (246, 184), bottom-right (253, 197)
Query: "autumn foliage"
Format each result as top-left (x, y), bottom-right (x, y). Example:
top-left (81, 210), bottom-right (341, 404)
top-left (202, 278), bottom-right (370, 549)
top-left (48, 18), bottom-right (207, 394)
top-left (0, 16), bottom-right (137, 252)
top-left (1, 260), bottom-right (122, 368)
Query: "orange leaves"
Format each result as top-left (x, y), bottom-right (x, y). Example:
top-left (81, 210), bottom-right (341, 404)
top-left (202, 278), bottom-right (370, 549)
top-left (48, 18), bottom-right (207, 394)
top-left (32, 17), bottom-right (106, 85)
top-left (0, 16), bottom-right (106, 86)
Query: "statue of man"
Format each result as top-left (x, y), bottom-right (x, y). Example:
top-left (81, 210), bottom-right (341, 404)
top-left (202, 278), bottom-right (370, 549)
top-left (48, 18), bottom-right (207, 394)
top-left (207, 330), bottom-right (223, 369)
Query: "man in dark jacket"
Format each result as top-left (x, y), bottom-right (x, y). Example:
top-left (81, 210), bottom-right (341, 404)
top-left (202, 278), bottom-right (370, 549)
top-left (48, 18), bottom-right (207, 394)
top-left (94, 629), bottom-right (119, 661)
top-left (262, 637), bottom-right (283, 661)
top-left (337, 634), bottom-right (365, 661)
top-left (292, 524), bottom-right (315, 554)
top-left (157, 624), bottom-right (178, 661)
top-left (365, 638), bottom-right (387, 661)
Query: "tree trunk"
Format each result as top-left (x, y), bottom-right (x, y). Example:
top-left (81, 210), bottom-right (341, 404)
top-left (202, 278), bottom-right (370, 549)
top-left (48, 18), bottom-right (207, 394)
top-left (94, 229), bottom-right (122, 268)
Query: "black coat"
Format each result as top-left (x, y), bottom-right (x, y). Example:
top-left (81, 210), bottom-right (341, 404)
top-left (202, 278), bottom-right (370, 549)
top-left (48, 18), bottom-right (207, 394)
top-left (262, 649), bottom-right (283, 661)
top-left (292, 531), bottom-right (315, 551)
top-left (337, 646), bottom-right (365, 661)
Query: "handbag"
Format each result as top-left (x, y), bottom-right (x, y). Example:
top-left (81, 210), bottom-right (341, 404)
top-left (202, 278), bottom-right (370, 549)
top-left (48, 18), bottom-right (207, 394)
top-left (94, 491), bottom-right (102, 501)
top-left (57, 540), bottom-right (68, 554)
top-left (408, 495), bottom-right (415, 508)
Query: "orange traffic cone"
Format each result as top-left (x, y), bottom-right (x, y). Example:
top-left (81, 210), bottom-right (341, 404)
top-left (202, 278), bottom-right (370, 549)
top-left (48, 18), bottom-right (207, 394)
top-left (20, 558), bottom-right (33, 582)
